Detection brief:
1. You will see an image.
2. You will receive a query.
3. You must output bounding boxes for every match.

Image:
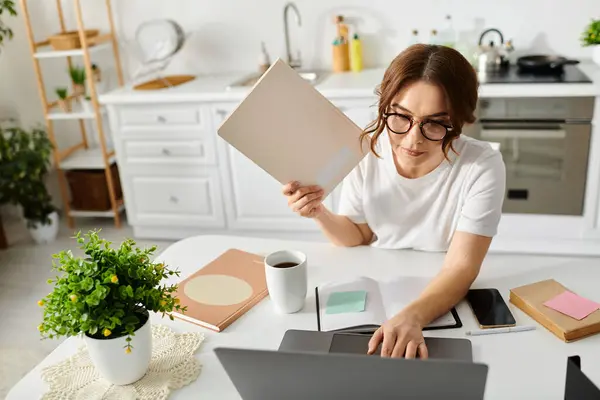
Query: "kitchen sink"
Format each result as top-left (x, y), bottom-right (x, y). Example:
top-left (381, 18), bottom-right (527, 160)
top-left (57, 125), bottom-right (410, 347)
top-left (226, 70), bottom-right (326, 90)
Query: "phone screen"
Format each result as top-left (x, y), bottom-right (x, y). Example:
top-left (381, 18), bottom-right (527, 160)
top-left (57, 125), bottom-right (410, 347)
top-left (466, 288), bottom-right (516, 328)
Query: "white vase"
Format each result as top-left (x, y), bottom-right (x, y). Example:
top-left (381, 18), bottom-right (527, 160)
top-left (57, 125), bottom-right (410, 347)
top-left (593, 45), bottom-right (600, 67)
top-left (84, 312), bottom-right (152, 385)
top-left (27, 211), bottom-right (59, 244)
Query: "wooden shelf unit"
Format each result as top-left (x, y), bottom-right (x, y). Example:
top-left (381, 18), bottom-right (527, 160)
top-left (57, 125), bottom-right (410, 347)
top-left (19, 0), bottom-right (125, 228)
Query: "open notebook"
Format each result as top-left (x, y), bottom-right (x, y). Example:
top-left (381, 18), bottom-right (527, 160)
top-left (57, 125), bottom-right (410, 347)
top-left (316, 276), bottom-right (462, 333)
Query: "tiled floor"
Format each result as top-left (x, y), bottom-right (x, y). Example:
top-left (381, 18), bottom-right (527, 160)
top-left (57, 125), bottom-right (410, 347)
top-left (0, 216), bottom-right (174, 398)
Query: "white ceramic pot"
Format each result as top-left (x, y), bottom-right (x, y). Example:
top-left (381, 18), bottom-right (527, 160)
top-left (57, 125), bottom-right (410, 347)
top-left (593, 45), bottom-right (600, 67)
top-left (27, 211), bottom-right (59, 244)
top-left (84, 312), bottom-right (152, 385)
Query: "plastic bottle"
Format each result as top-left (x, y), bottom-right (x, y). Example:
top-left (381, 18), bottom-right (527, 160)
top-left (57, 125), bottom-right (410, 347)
top-left (438, 15), bottom-right (456, 48)
top-left (350, 33), bottom-right (363, 72)
top-left (409, 29), bottom-right (419, 46)
top-left (429, 29), bottom-right (439, 45)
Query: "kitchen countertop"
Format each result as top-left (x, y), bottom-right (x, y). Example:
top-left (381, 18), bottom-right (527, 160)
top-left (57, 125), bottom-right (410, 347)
top-left (100, 62), bottom-right (600, 105)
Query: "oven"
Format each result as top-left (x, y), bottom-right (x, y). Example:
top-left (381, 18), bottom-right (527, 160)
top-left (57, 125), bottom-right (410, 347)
top-left (465, 97), bottom-right (595, 216)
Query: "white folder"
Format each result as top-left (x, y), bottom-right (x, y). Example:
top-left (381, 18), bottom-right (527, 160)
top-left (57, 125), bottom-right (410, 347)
top-left (217, 59), bottom-right (369, 197)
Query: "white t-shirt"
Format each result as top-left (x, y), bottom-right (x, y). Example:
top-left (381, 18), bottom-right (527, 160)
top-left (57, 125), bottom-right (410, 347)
top-left (337, 135), bottom-right (506, 251)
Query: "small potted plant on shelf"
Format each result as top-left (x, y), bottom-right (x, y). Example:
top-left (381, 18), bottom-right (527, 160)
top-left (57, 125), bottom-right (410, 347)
top-left (69, 65), bottom-right (86, 96)
top-left (55, 87), bottom-right (70, 112)
top-left (581, 19), bottom-right (600, 66)
top-left (38, 230), bottom-right (187, 385)
top-left (0, 125), bottom-right (59, 244)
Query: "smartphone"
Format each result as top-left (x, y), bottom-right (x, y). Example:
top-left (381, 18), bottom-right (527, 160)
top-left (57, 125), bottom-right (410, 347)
top-left (466, 288), bottom-right (516, 329)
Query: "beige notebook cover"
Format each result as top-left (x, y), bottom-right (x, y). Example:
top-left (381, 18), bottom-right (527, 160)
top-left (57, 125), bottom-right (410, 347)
top-left (217, 59), bottom-right (369, 197)
top-left (171, 249), bottom-right (268, 332)
top-left (509, 279), bottom-right (600, 342)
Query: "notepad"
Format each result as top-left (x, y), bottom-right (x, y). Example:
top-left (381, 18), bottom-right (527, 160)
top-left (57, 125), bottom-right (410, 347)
top-left (326, 291), bottom-right (367, 315)
top-left (316, 276), bottom-right (461, 333)
top-left (544, 291), bottom-right (600, 321)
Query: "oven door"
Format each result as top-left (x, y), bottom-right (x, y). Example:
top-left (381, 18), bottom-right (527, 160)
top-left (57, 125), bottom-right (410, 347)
top-left (470, 121), bottom-right (591, 216)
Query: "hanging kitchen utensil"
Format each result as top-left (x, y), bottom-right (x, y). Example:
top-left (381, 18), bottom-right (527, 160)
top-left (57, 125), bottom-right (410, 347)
top-left (129, 19), bottom-right (193, 89)
top-left (517, 55), bottom-right (579, 74)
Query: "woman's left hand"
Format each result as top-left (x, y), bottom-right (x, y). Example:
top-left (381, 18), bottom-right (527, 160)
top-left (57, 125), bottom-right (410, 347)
top-left (367, 309), bottom-right (429, 359)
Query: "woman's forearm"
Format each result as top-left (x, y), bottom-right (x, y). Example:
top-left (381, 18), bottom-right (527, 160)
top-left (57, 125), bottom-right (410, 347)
top-left (314, 208), bottom-right (369, 247)
top-left (404, 232), bottom-right (491, 327)
top-left (406, 266), bottom-right (477, 326)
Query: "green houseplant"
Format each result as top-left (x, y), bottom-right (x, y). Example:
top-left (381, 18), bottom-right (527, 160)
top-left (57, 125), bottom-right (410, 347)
top-left (39, 230), bottom-right (186, 384)
top-left (581, 19), bottom-right (600, 66)
top-left (0, 0), bottom-right (17, 52)
top-left (0, 125), bottom-right (59, 243)
top-left (68, 65), bottom-right (86, 96)
top-left (55, 87), bottom-right (71, 112)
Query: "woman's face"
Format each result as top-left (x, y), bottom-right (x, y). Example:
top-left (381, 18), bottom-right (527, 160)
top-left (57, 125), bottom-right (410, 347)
top-left (386, 80), bottom-right (451, 175)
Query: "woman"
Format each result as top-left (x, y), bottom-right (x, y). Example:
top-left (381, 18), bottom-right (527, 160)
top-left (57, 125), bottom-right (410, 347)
top-left (282, 44), bottom-right (506, 359)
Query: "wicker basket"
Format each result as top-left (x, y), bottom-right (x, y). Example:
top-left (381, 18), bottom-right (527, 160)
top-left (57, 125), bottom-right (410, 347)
top-left (66, 164), bottom-right (123, 211)
top-left (48, 29), bottom-right (99, 51)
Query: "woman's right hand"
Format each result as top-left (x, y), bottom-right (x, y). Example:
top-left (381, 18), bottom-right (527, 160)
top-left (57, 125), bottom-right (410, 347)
top-left (282, 181), bottom-right (325, 218)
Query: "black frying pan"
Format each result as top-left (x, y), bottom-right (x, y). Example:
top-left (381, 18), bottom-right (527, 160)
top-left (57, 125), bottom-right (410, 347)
top-left (517, 55), bottom-right (579, 72)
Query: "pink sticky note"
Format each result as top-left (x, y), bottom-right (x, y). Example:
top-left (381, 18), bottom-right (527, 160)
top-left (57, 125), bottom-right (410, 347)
top-left (543, 291), bottom-right (600, 320)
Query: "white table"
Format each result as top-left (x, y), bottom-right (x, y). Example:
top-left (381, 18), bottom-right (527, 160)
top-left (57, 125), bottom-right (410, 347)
top-left (8, 235), bottom-right (600, 399)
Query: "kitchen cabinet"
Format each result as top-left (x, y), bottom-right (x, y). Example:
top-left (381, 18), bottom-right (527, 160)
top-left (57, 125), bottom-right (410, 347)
top-left (106, 99), bottom-right (374, 239)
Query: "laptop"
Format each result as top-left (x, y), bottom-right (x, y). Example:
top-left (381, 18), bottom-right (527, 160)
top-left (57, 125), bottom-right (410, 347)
top-left (214, 347), bottom-right (488, 400)
top-left (279, 329), bottom-right (473, 361)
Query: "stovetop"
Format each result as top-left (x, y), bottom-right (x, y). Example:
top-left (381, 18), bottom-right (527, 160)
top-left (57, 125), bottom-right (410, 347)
top-left (480, 65), bottom-right (592, 84)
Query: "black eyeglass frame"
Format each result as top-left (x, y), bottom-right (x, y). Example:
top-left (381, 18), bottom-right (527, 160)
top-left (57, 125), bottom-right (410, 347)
top-left (383, 112), bottom-right (454, 142)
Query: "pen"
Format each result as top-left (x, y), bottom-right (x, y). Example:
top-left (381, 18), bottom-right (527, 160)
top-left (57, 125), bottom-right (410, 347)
top-left (466, 325), bottom-right (536, 336)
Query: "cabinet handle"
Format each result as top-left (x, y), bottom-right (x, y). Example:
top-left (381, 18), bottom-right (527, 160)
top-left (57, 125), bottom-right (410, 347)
top-left (162, 148), bottom-right (171, 156)
top-left (169, 196), bottom-right (178, 203)
top-left (157, 115), bottom-right (167, 123)
top-left (216, 109), bottom-right (227, 119)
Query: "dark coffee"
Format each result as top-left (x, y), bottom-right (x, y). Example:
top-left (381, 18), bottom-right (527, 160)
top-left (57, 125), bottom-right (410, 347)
top-left (272, 262), bottom-right (298, 269)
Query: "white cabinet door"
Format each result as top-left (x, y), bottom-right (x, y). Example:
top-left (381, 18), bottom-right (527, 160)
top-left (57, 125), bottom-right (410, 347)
top-left (127, 171), bottom-right (226, 228)
top-left (213, 106), bottom-right (335, 231)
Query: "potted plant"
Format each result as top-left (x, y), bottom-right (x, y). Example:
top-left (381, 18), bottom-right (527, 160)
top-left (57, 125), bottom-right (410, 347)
top-left (581, 19), bottom-right (600, 66)
top-left (38, 230), bottom-right (187, 385)
top-left (69, 65), bottom-right (86, 96)
top-left (0, 125), bottom-right (59, 244)
top-left (55, 87), bottom-right (71, 112)
top-left (0, 0), bottom-right (17, 55)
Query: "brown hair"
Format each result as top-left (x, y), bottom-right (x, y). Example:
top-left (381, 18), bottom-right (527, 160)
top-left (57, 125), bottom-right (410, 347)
top-left (361, 44), bottom-right (479, 157)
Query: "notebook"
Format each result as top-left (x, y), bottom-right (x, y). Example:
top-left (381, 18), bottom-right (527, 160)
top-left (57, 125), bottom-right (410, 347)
top-left (316, 276), bottom-right (462, 333)
top-left (217, 58), bottom-right (369, 197)
top-left (509, 279), bottom-right (600, 342)
top-left (170, 249), bottom-right (268, 332)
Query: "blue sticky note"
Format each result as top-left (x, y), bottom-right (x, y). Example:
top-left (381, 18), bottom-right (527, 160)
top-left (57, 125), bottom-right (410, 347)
top-left (326, 290), bottom-right (367, 314)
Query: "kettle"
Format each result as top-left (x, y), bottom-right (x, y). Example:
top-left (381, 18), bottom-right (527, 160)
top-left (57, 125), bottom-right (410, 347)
top-left (476, 28), bottom-right (511, 72)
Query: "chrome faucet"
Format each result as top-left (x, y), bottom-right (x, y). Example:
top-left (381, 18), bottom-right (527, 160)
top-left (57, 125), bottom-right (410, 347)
top-left (283, 2), bottom-right (302, 69)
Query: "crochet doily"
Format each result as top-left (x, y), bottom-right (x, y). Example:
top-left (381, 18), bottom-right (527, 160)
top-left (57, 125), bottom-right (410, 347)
top-left (41, 324), bottom-right (205, 400)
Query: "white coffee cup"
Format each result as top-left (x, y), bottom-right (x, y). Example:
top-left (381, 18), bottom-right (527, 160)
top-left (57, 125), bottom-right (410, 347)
top-left (264, 250), bottom-right (307, 314)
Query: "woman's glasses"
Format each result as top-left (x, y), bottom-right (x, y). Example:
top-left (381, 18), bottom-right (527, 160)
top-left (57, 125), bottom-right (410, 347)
top-left (384, 113), bottom-right (453, 141)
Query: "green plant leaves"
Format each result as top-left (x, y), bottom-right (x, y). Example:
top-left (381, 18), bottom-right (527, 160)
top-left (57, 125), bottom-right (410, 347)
top-left (582, 19), bottom-right (600, 46)
top-left (0, 125), bottom-right (55, 226)
top-left (39, 230), bottom-right (186, 344)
